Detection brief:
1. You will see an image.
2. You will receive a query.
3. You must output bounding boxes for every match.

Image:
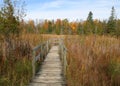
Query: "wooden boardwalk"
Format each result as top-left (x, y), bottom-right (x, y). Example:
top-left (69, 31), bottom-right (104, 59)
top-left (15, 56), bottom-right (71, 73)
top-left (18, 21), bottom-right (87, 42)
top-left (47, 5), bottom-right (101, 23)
top-left (29, 45), bottom-right (66, 86)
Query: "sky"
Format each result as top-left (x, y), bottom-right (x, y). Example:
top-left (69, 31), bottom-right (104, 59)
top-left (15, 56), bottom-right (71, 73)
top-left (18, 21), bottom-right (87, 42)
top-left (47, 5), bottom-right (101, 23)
top-left (24, 0), bottom-right (120, 21)
top-left (0, 0), bottom-right (120, 21)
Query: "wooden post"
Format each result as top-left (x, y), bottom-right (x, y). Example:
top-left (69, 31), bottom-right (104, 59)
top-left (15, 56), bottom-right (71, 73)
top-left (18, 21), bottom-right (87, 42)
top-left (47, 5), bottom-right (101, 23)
top-left (40, 45), bottom-right (43, 61)
top-left (64, 49), bottom-right (67, 76)
top-left (60, 39), bottom-right (63, 71)
top-left (46, 41), bottom-right (49, 53)
top-left (45, 42), bottom-right (47, 56)
top-left (32, 50), bottom-right (36, 78)
top-left (59, 39), bottom-right (62, 60)
top-left (64, 50), bottom-right (67, 76)
top-left (49, 39), bottom-right (51, 48)
top-left (60, 38), bottom-right (68, 76)
top-left (43, 44), bottom-right (45, 59)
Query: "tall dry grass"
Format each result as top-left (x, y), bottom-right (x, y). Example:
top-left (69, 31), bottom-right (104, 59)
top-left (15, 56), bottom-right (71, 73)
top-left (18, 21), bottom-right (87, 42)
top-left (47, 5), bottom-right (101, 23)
top-left (65, 35), bottom-right (120, 86)
top-left (0, 34), bottom-right (45, 86)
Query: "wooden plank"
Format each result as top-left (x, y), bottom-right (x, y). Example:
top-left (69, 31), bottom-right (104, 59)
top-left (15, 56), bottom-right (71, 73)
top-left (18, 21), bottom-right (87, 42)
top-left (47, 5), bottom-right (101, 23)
top-left (29, 83), bottom-right (64, 86)
top-left (29, 45), bottom-right (66, 86)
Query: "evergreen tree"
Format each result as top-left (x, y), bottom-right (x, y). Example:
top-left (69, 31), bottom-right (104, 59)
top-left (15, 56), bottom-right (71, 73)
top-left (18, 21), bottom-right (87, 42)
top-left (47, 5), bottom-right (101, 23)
top-left (107, 6), bottom-right (116, 35)
top-left (87, 11), bottom-right (93, 23)
top-left (116, 19), bottom-right (120, 37)
top-left (47, 21), bottom-right (52, 33)
top-left (0, 0), bottom-right (25, 60)
top-left (0, 0), bottom-right (25, 39)
top-left (86, 11), bottom-right (94, 34)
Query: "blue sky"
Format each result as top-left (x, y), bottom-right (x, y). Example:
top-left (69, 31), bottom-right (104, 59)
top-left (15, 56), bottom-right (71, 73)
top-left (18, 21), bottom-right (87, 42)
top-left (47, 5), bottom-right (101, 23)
top-left (0, 0), bottom-right (120, 21)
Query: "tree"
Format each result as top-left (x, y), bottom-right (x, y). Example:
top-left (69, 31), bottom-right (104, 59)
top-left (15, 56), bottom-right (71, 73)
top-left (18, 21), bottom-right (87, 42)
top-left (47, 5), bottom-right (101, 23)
top-left (70, 22), bottom-right (77, 34)
top-left (0, 0), bottom-right (25, 39)
top-left (27, 20), bottom-right (35, 33)
top-left (47, 21), bottom-right (53, 33)
top-left (0, 0), bottom-right (25, 61)
top-left (55, 19), bottom-right (61, 35)
top-left (62, 19), bottom-right (69, 34)
top-left (85, 11), bottom-right (94, 34)
top-left (107, 6), bottom-right (116, 35)
top-left (116, 19), bottom-right (120, 37)
top-left (87, 11), bottom-right (93, 23)
top-left (77, 22), bottom-right (84, 35)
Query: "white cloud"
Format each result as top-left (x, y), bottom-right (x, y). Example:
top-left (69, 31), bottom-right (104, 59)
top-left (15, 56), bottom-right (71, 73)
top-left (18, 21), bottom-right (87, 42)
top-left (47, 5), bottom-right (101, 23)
top-left (25, 0), bottom-right (120, 21)
top-left (25, 9), bottom-right (86, 21)
top-left (25, 9), bottom-right (110, 21)
top-left (40, 0), bottom-right (64, 10)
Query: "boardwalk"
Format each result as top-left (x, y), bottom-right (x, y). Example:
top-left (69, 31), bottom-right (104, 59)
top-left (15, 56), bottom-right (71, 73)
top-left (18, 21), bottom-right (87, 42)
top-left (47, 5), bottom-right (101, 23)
top-left (29, 45), bottom-right (66, 86)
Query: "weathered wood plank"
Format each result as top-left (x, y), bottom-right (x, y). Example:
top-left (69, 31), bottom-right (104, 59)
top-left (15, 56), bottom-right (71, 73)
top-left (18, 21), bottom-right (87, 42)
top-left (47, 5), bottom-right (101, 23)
top-left (29, 83), bottom-right (65, 86)
top-left (29, 45), bottom-right (66, 86)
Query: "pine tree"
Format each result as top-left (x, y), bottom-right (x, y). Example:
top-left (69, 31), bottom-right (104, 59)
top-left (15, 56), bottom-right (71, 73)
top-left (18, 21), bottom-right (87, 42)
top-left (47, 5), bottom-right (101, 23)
top-left (0, 0), bottom-right (25, 60)
top-left (0, 0), bottom-right (25, 39)
top-left (87, 11), bottom-right (93, 23)
top-left (107, 6), bottom-right (116, 35)
top-left (86, 11), bottom-right (94, 34)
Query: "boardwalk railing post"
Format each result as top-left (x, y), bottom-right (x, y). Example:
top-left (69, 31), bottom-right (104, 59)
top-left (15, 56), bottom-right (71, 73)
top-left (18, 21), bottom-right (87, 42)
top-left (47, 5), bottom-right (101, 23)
top-left (59, 39), bottom-right (62, 60)
top-left (46, 40), bottom-right (49, 53)
top-left (40, 45), bottom-right (43, 61)
top-left (59, 38), bottom-right (68, 77)
top-left (32, 50), bottom-right (36, 78)
top-left (64, 48), bottom-right (67, 76)
top-left (60, 39), bottom-right (64, 64)
top-left (46, 41), bottom-right (48, 53)
top-left (45, 42), bottom-right (47, 56)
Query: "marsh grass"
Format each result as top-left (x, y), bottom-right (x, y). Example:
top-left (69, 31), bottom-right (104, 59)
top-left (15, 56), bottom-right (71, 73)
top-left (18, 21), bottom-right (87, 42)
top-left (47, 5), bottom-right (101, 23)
top-left (1, 34), bottom-right (119, 86)
top-left (65, 35), bottom-right (120, 86)
top-left (0, 34), bottom-right (44, 86)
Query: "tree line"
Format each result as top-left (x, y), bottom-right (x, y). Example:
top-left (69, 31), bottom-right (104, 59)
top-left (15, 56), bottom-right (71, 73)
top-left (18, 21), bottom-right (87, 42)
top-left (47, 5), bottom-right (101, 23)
top-left (0, 0), bottom-right (120, 38)
top-left (21, 6), bottom-right (119, 37)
